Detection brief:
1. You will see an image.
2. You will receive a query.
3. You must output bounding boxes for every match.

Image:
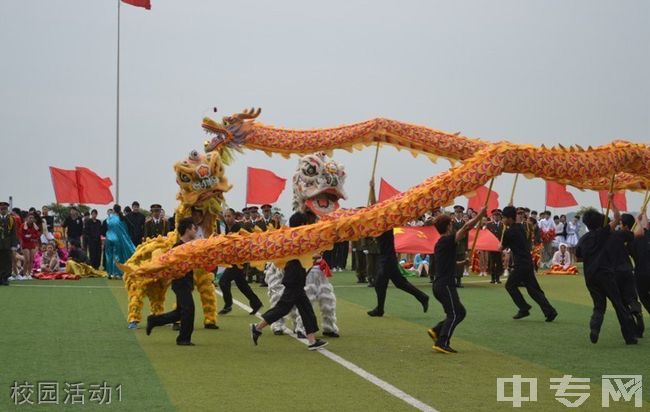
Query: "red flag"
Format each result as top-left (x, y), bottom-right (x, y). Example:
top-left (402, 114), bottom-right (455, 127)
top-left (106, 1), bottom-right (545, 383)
top-left (246, 167), bottom-right (286, 204)
top-left (546, 181), bottom-right (578, 208)
top-left (468, 228), bottom-right (501, 252)
top-left (393, 226), bottom-right (440, 254)
top-left (598, 190), bottom-right (627, 211)
top-left (75, 167), bottom-right (114, 204)
top-left (466, 185), bottom-right (499, 215)
top-left (49, 167), bottom-right (80, 203)
top-left (378, 178), bottom-right (401, 203)
top-left (121, 0), bottom-right (151, 9)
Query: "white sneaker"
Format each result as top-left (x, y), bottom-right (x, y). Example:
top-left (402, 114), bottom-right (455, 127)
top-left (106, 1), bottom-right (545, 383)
top-left (8, 276), bottom-right (15, 281)
top-left (463, 270), bottom-right (469, 277)
top-left (24, 275), bottom-right (32, 280)
top-left (15, 275), bottom-right (24, 280)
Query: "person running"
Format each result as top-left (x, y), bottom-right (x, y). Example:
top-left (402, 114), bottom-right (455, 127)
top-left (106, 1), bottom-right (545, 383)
top-left (428, 207), bottom-right (486, 354)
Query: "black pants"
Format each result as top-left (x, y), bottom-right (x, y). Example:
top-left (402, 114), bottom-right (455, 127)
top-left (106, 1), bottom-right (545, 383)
top-left (374, 256), bottom-right (428, 312)
top-left (635, 272), bottom-right (650, 315)
top-left (586, 272), bottom-right (637, 342)
top-left (87, 240), bottom-right (102, 269)
top-left (219, 266), bottom-right (262, 309)
top-left (488, 251), bottom-right (503, 283)
top-left (148, 282), bottom-right (195, 343)
top-left (322, 249), bottom-right (335, 270)
top-left (0, 249), bottom-right (11, 283)
top-left (262, 287), bottom-right (318, 334)
top-left (366, 254), bottom-right (378, 285)
top-left (432, 282), bottom-right (466, 346)
top-left (355, 251), bottom-right (366, 281)
top-left (334, 241), bottom-right (349, 269)
top-left (505, 264), bottom-right (556, 316)
top-left (616, 270), bottom-right (644, 335)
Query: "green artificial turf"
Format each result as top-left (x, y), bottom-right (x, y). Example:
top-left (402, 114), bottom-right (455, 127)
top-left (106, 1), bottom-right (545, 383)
top-left (2, 271), bottom-right (648, 412)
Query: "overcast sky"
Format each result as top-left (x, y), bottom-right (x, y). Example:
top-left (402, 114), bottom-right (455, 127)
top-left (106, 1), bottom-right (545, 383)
top-left (1, 0), bottom-right (648, 216)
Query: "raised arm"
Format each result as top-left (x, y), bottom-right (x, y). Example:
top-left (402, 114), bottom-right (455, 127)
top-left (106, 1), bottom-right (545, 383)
top-left (635, 212), bottom-right (647, 238)
top-left (608, 192), bottom-right (621, 230)
top-left (456, 207), bottom-right (487, 243)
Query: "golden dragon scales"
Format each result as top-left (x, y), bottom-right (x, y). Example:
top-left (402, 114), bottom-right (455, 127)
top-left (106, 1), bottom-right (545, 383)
top-left (121, 107), bottom-right (650, 281)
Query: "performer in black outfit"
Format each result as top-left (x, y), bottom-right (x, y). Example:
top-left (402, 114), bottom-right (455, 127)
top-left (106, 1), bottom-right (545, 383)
top-left (367, 228), bottom-right (429, 317)
top-left (501, 206), bottom-right (558, 321)
top-left (617, 214), bottom-right (645, 336)
top-left (250, 212), bottom-right (328, 351)
top-left (146, 218), bottom-right (198, 346)
top-left (486, 209), bottom-right (505, 284)
top-left (217, 208), bottom-right (263, 315)
top-left (630, 212), bottom-right (650, 315)
top-left (83, 209), bottom-right (103, 269)
top-left (428, 207), bottom-right (486, 354)
top-left (576, 203), bottom-right (637, 344)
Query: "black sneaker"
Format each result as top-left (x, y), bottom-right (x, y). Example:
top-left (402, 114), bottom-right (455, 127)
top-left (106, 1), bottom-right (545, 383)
top-left (250, 324), bottom-right (262, 346)
top-left (204, 323), bottom-right (220, 330)
top-left (249, 302), bottom-right (262, 315)
top-left (367, 308), bottom-right (384, 317)
top-left (432, 344), bottom-right (457, 354)
top-left (590, 329), bottom-right (599, 344)
top-left (419, 295), bottom-right (430, 313)
top-left (295, 331), bottom-right (307, 339)
top-left (308, 339), bottom-right (328, 350)
top-left (177, 341), bottom-right (195, 346)
top-left (273, 330), bottom-right (284, 336)
top-left (545, 311), bottom-right (558, 322)
top-left (513, 311), bottom-right (530, 320)
top-left (146, 315), bottom-right (154, 336)
top-left (625, 338), bottom-right (638, 345)
top-left (323, 331), bottom-right (340, 338)
top-left (218, 307), bottom-right (232, 315)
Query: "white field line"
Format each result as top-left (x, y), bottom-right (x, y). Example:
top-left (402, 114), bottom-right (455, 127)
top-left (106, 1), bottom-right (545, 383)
top-left (220, 290), bottom-right (438, 412)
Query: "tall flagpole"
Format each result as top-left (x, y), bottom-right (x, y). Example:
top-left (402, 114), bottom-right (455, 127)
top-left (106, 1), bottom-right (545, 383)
top-left (116, 0), bottom-right (121, 204)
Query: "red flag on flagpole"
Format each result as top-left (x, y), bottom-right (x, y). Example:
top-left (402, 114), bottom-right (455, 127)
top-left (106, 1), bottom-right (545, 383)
top-left (49, 167), bottom-right (80, 203)
top-left (393, 226), bottom-right (440, 254)
top-left (378, 178), bottom-right (401, 203)
top-left (246, 167), bottom-right (287, 204)
top-left (75, 167), bottom-right (114, 204)
top-left (121, 0), bottom-right (151, 9)
top-left (467, 228), bottom-right (501, 252)
top-left (598, 190), bottom-right (627, 211)
top-left (466, 185), bottom-right (499, 215)
top-left (546, 181), bottom-right (578, 208)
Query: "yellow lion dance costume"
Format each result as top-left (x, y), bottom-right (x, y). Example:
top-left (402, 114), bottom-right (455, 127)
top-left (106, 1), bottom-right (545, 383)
top-left (124, 109), bottom-right (258, 329)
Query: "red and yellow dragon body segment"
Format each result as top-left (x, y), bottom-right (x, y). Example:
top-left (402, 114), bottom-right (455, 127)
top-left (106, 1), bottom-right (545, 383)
top-left (121, 108), bottom-right (649, 280)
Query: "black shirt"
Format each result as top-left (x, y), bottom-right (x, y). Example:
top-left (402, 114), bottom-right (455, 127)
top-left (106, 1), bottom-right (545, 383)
top-left (43, 215), bottom-right (55, 233)
top-left (282, 259), bottom-right (306, 289)
top-left (225, 222), bottom-right (242, 235)
top-left (63, 216), bottom-right (84, 239)
top-left (609, 230), bottom-right (634, 273)
top-left (377, 229), bottom-right (396, 256)
top-left (83, 218), bottom-right (102, 242)
top-left (502, 223), bottom-right (532, 268)
top-left (125, 212), bottom-right (145, 245)
top-left (434, 234), bottom-right (456, 286)
top-left (631, 230), bottom-right (650, 277)
top-left (576, 226), bottom-right (612, 279)
top-left (171, 240), bottom-right (193, 289)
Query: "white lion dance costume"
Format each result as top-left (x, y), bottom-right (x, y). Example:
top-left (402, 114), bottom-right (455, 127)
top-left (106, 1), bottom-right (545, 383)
top-left (265, 152), bottom-right (344, 337)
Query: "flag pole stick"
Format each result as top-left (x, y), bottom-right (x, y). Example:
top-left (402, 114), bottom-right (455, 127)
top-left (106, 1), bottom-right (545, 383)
top-left (509, 173), bottom-right (519, 206)
top-left (468, 178), bottom-right (495, 267)
top-left (603, 174), bottom-right (616, 227)
top-left (367, 142), bottom-right (380, 206)
top-left (631, 190), bottom-right (650, 232)
top-left (115, 0), bottom-right (121, 204)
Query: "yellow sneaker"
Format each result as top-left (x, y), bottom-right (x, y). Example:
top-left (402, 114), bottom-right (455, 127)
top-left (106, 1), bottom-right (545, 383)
top-left (427, 328), bottom-right (437, 341)
top-left (432, 344), bottom-right (457, 354)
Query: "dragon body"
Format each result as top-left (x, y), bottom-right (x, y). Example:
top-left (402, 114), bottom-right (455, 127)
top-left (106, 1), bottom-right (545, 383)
top-left (121, 109), bottom-right (649, 280)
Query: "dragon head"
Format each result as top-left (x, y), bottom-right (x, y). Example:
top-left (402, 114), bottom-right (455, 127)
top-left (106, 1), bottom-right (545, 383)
top-left (292, 152), bottom-right (347, 217)
top-left (201, 107), bottom-right (261, 159)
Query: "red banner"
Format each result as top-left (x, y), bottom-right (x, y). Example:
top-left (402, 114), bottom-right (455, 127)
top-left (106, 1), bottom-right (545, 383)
top-left (394, 226), bottom-right (440, 254)
top-left (466, 185), bottom-right (499, 215)
top-left (246, 167), bottom-right (287, 204)
top-left (598, 191), bottom-right (627, 211)
top-left (468, 228), bottom-right (501, 252)
top-left (49, 167), bottom-right (114, 204)
top-left (122, 0), bottom-right (151, 9)
top-left (378, 178), bottom-right (401, 203)
top-left (546, 181), bottom-right (578, 208)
